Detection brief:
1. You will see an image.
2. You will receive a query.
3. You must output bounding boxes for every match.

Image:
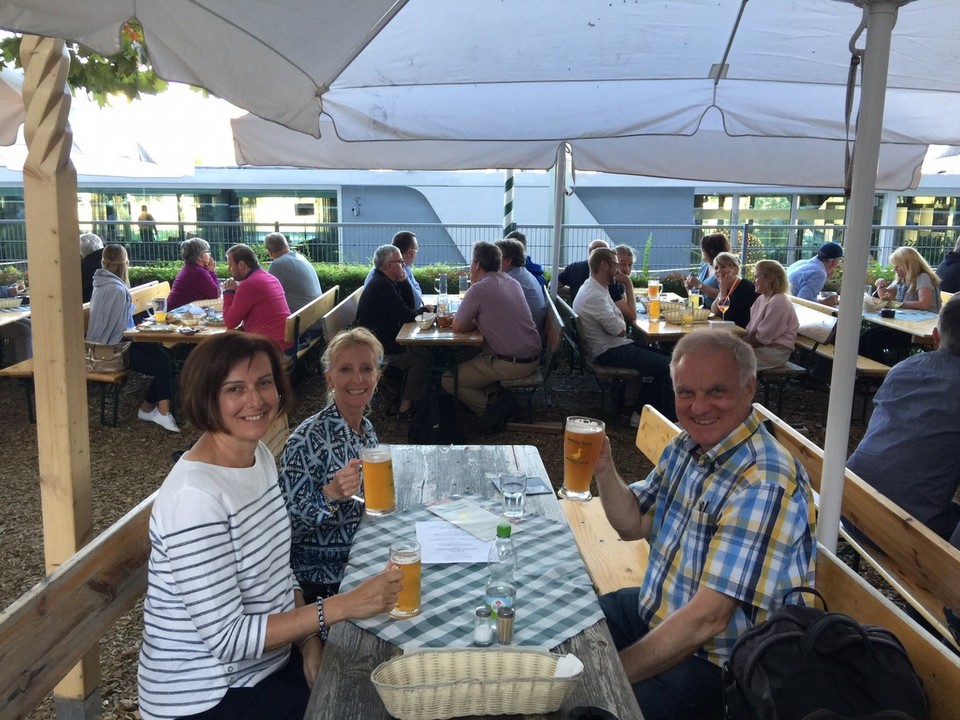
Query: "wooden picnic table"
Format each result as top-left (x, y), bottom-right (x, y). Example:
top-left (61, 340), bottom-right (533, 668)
top-left (631, 317), bottom-right (742, 345)
top-left (305, 444), bottom-right (642, 720)
top-left (123, 322), bottom-right (229, 346)
top-left (0, 304), bottom-right (30, 328)
top-left (860, 308), bottom-right (937, 343)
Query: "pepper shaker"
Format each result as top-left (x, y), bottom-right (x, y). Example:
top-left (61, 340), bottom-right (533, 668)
top-left (496, 606), bottom-right (515, 644)
top-left (473, 606), bottom-right (494, 646)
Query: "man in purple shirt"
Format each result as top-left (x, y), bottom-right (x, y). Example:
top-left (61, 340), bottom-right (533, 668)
top-left (443, 241), bottom-right (541, 415)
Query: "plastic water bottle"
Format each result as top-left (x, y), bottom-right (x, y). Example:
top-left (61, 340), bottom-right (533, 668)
top-left (484, 521), bottom-right (517, 619)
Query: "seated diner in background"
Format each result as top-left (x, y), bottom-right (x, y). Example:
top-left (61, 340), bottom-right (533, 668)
top-left (786, 241), bottom-right (844, 308)
top-left (165, 236), bottom-right (221, 311)
top-left (745, 260), bottom-right (798, 370)
top-left (0, 278), bottom-right (31, 366)
top-left (936, 236), bottom-right (960, 294)
top-left (862, 245), bottom-right (943, 364)
top-left (278, 328), bottom-right (384, 603)
top-left (87, 244), bottom-right (178, 432)
top-left (137, 332), bottom-right (401, 720)
top-left (222, 243), bottom-right (292, 351)
top-left (684, 231), bottom-right (729, 303)
top-left (709, 251), bottom-right (756, 328)
top-left (593, 331), bottom-right (816, 720)
top-left (79, 232), bottom-right (104, 303)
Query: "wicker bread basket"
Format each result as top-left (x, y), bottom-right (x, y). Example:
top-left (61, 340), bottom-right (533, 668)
top-left (0, 297), bottom-right (23, 309)
top-left (371, 649), bottom-right (581, 720)
top-left (662, 304), bottom-right (710, 324)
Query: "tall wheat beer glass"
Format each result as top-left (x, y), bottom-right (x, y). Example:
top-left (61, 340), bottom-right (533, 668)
top-left (390, 540), bottom-right (422, 618)
top-left (361, 446), bottom-right (396, 516)
top-left (560, 416), bottom-right (605, 501)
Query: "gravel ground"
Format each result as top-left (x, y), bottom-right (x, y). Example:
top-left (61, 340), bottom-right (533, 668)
top-left (0, 359), bottom-right (870, 719)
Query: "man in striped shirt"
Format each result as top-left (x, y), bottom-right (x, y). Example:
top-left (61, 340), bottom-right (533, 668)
top-left (594, 331), bottom-right (816, 720)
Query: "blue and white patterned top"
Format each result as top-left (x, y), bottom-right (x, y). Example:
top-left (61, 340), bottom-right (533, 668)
top-left (278, 402), bottom-right (378, 585)
top-left (630, 410), bottom-right (817, 667)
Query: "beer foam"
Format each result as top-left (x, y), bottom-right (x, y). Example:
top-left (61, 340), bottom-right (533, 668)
top-left (565, 417), bottom-right (604, 434)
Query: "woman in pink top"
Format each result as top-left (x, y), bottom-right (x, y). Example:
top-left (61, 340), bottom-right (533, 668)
top-left (746, 260), bottom-right (798, 369)
top-left (166, 237), bottom-right (221, 311)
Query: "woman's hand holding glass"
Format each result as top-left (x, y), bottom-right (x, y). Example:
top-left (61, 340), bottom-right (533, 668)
top-left (325, 458), bottom-right (363, 502)
top-left (340, 565), bottom-right (404, 619)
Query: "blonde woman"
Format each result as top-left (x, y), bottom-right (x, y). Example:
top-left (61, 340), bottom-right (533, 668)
top-left (86, 244), bottom-right (178, 431)
top-left (874, 246), bottom-right (943, 312)
top-left (278, 327), bottom-right (385, 603)
top-left (746, 260), bottom-right (798, 369)
top-left (710, 251), bottom-right (756, 328)
top-left (864, 246), bottom-right (943, 363)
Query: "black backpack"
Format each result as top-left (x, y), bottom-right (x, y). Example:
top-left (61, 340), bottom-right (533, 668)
top-left (407, 390), bottom-right (461, 444)
top-left (724, 587), bottom-right (928, 720)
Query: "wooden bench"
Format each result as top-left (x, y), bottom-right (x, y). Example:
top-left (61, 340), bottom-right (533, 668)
top-left (500, 292), bottom-right (564, 422)
top-left (0, 281), bottom-right (169, 426)
top-left (320, 286), bottom-right (362, 347)
top-left (561, 403), bottom-right (960, 718)
top-left (755, 360), bottom-right (807, 414)
top-left (753, 403), bottom-right (960, 650)
top-left (284, 285), bottom-right (338, 378)
top-left (789, 295), bottom-right (889, 419)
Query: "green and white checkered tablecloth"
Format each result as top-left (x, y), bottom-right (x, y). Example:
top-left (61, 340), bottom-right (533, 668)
top-left (339, 496), bottom-right (603, 651)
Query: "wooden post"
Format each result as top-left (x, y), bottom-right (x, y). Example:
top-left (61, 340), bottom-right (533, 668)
top-left (20, 35), bottom-right (100, 718)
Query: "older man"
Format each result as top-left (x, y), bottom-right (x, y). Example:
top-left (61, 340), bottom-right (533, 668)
top-left (504, 229), bottom-right (546, 288)
top-left (222, 243), bottom-right (291, 350)
top-left (786, 242), bottom-right (843, 307)
top-left (442, 241), bottom-right (540, 416)
top-left (355, 244), bottom-right (430, 418)
top-left (364, 231), bottom-right (423, 307)
top-left (609, 244), bottom-right (638, 323)
top-left (496, 237), bottom-right (546, 342)
top-left (594, 331), bottom-right (816, 720)
top-left (265, 232), bottom-right (322, 313)
top-left (559, 238), bottom-right (609, 301)
top-left (573, 247), bottom-right (673, 420)
top-left (80, 232), bottom-right (104, 303)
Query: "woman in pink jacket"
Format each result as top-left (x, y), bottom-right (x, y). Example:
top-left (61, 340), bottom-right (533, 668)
top-left (746, 260), bottom-right (798, 369)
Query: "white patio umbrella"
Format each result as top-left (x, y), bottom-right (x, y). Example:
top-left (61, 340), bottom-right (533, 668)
top-left (0, 68), bottom-right (25, 145)
top-left (232, 109), bottom-right (927, 191)
top-left (4, 0), bottom-right (960, 555)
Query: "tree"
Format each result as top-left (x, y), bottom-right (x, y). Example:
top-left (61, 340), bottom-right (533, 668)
top-left (0, 22), bottom-right (167, 104)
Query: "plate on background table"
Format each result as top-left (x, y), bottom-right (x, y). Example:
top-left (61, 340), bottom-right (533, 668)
top-left (136, 323), bottom-right (172, 332)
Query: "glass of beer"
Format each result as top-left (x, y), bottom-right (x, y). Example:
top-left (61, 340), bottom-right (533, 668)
top-left (560, 416), bottom-right (605, 501)
top-left (648, 295), bottom-right (661, 321)
top-left (153, 298), bottom-right (167, 324)
top-left (647, 279), bottom-right (660, 298)
top-left (390, 540), bottom-right (421, 618)
top-left (361, 445), bottom-right (396, 516)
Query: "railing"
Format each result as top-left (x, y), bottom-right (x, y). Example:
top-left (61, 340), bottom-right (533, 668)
top-left (1, 220), bottom-right (955, 274)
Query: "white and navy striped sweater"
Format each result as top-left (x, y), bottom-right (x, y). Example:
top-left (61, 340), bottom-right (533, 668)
top-left (138, 443), bottom-right (297, 720)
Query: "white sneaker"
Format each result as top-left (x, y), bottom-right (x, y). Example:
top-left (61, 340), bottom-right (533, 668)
top-left (152, 411), bottom-right (181, 433)
top-left (138, 407), bottom-right (157, 422)
top-left (629, 411), bottom-right (641, 428)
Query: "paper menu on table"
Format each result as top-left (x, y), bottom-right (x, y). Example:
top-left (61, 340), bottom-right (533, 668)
top-left (425, 496), bottom-right (524, 541)
top-left (415, 521), bottom-right (491, 564)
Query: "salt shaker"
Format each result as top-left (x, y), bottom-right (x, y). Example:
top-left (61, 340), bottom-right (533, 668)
top-left (496, 606), bottom-right (515, 644)
top-left (473, 606), bottom-right (494, 646)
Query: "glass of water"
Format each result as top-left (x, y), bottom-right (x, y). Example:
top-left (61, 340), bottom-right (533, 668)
top-left (500, 474), bottom-right (526, 519)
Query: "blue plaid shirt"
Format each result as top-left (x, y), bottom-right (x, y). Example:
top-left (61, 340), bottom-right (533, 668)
top-left (631, 410), bottom-right (816, 666)
top-left (278, 402), bottom-right (378, 585)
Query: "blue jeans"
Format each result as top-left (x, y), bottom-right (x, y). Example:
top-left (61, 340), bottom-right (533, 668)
top-left (595, 343), bottom-right (674, 419)
top-left (600, 588), bottom-right (725, 720)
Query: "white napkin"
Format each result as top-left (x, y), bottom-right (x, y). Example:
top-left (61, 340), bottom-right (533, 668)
top-left (554, 653), bottom-right (584, 678)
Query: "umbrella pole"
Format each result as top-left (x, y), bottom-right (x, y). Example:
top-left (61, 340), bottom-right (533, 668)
top-left (20, 35), bottom-right (100, 717)
top-left (820, 0), bottom-right (902, 552)
top-left (549, 144), bottom-right (567, 299)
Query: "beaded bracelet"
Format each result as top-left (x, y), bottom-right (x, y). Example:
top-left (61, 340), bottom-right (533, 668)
top-left (316, 597), bottom-right (329, 640)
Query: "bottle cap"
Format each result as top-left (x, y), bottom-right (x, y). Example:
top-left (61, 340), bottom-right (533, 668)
top-left (496, 521), bottom-right (512, 539)
top-left (476, 606), bottom-right (492, 618)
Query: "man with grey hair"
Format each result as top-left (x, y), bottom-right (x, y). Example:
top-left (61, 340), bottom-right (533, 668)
top-left (355, 244), bottom-right (430, 418)
top-left (363, 231), bottom-right (423, 307)
top-left (444, 241), bottom-right (540, 418)
top-left (609, 244), bottom-right (638, 323)
top-left (223, 243), bottom-right (291, 350)
top-left (559, 238), bottom-right (609, 301)
top-left (593, 330), bottom-right (816, 720)
top-left (496, 237), bottom-right (546, 342)
top-left (80, 232), bottom-right (105, 303)
top-left (848, 294), bottom-right (960, 550)
top-left (265, 232), bottom-right (322, 313)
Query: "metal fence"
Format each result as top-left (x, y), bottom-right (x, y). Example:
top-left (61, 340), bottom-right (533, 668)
top-left (0, 220), bottom-right (955, 275)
